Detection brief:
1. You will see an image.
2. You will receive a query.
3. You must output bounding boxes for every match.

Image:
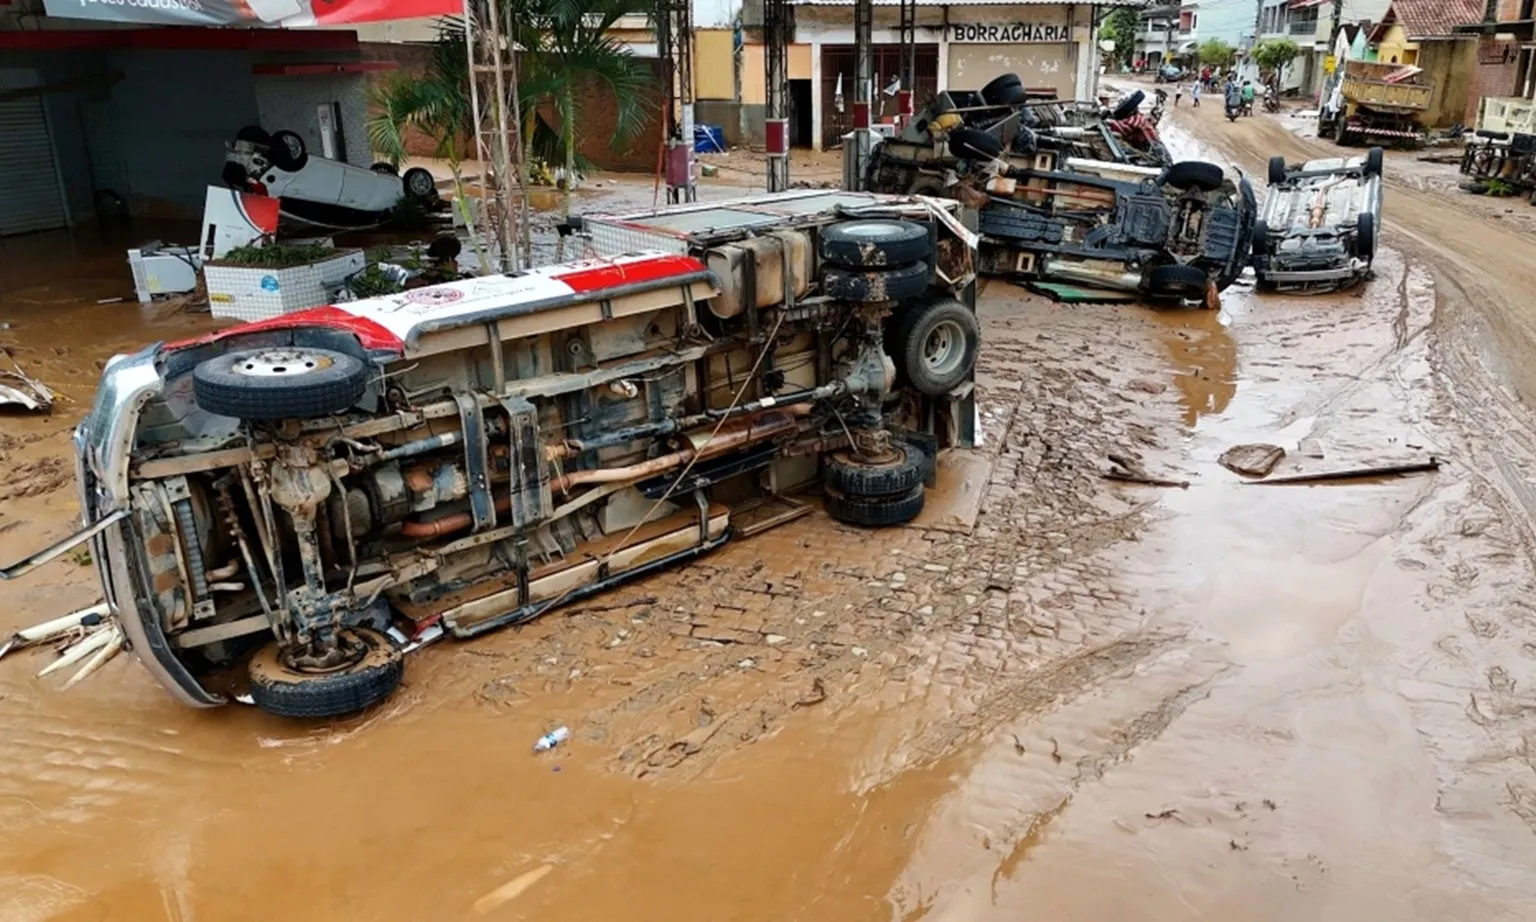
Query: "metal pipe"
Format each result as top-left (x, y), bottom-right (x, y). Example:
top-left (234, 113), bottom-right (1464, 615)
top-left (377, 431), bottom-right (461, 465)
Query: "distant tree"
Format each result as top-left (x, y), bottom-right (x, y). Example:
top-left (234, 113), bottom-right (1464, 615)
top-left (1252, 37), bottom-right (1301, 79)
top-left (1102, 8), bottom-right (1139, 66)
top-left (1198, 38), bottom-right (1236, 69)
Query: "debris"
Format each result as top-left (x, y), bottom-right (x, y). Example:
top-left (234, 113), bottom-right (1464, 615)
top-left (565, 595), bottom-right (656, 618)
top-left (38, 626), bottom-right (115, 678)
top-left (1049, 737), bottom-right (1062, 763)
top-left (533, 726), bottom-right (570, 753)
top-left (1248, 457), bottom-right (1441, 485)
top-left (1103, 469), bottom-right (1190, 489)
top-left (1011, 733), bottom-right (1026, 755)
top-left (1229, 838), bottom-right (1249, 851)
top-left (1219, 443), bottom-right (1286, 477)
top-left (1127, 379), bottom-right (1167, 394)
top-left (1263, 798), bottom-right (1278, 810)
top-left (0, 602), bottom-right (109, 660)
top-left (0, 348), bottom-right (55, 413)
top-left (792, 677), bottom-right (827, 709)
top-left (1297, 438), bottom-right (1325, 459)
top-left (1145, 808), bottom-right (1179, 820)
top-left (765, 634), bottom-right (788, 645)
top-left (62, 626), bottom-right (123, 689)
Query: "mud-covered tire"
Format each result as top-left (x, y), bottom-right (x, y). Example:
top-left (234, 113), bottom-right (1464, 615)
top-left (403, 167), bottom-right (439, 200)
top-left (193, 347), bottom-right (370, 420)
top-left (894, 296), bottom-right (980, 395)
top-left (820, 219), bottom-right (932, 268)
top-left (371, 162), bottom-right (399, 175)
top-left (269, 130), bottom-right (308, 172)
top-left (1111, 90), bottom-right (1146, 121)
top-left (1355, 212), bottom-right (1376, 262)
top-left (822, 261), bottom-right (930, 303)
top-left (824, 484), bottom-right (925, 527)
top-left (1268, 156), bottom-right (1288, 186)
top-left (1145, 264), bottom-right (1209, 300)
top-left (823, 445), bottom-right (926, 497)
top-left (948, 127), bottom-right (1003, 161)
top-left (1364, 146), bottom-right (1384, 177)
top-left (1163, 161), bottom-right (1225, 192)
top-left (908, 174), bottom-right (947, 196)
top-left (248, 628), bottom-right (404, 719)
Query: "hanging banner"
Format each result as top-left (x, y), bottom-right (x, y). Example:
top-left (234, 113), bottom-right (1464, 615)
top-left (40, 0), bottom-right (460, 28)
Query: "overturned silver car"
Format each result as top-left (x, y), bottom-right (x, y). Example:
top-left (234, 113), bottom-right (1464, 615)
top-left (1252, 148), bottom-right (1384, 292)
top-left (4, 193), bottom-right (978, 718)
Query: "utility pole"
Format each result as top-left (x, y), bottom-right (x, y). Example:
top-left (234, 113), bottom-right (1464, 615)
top-left (764, 0), bottom-right (790, 191)
top-left (898, 0), bottom-right (916, 124)
top-left (849, 0), bottom-right (874, 190)
top-left (657, 0), bottom-right (697, 203)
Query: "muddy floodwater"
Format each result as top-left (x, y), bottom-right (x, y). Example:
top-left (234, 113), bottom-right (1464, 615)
top-left (4, 102), bottom-right (1536, 922)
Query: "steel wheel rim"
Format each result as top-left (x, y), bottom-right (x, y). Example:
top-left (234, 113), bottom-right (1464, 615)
top-left (234, 350), bottom-right (334, 378)
top-left (922, 319), bottom-right (965, 376)
top-left (841, 222), bottom-right (904, 239)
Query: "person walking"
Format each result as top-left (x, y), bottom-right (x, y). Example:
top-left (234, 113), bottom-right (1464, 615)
top-left (1190, 79), bottom-right (1201, 107)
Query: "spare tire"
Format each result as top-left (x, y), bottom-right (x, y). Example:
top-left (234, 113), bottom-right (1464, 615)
top-left (1268, 156), bottom-right (1288, 186)
top-left (820, 219), bottom-right (932, 268)
top-left (822, 261), bottom-right (931, 303)
top-left (948, 127), bottom-right (1003, 161)
top-left (1145, 264), bottom-right (1209, 301)
top-left (194, 347), bottom-right (371, 420)
top-left (1111, 90), bottom-right (1146, 121)
top-left (894, 297), bottom-right (980, 396)
top-left (1163, 161), bottom-right (1226, 192)
top-left (980, 73), bottom-right (1023, 105)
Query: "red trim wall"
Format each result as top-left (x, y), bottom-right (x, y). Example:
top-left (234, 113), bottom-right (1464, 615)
top-left (0, 27), bottom-right (358, 53)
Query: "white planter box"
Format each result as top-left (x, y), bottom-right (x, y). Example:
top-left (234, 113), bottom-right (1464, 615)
top-left (205, 249), bottom-right (366, 322)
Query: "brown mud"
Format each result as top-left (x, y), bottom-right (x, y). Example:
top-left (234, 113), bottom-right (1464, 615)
top-left (2, 104), bottom-right (1536, 921)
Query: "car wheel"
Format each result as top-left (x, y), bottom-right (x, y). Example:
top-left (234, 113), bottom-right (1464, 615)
top-left (820, 219), bottom-right (932, 268)
top-left (221, 161), bottom-right (250, 189)
top-left (823, 445), bottom-right (927, 497)
top-left (948, 127), bottom-right (1003, 162)
top-left (1268, 156), bottom-right (1288, 186)
top-left (824, 484), bottom-right (925, 528)
top-left (1111, 89), bottom-right (1146, 121)
top-left (987, 83), bottom-right (1030, 106)
top-left (822, 261), bottom-right (930, 303)
top-left (1355, 212), bottom-right (1375, 262)
top-left (236, 125), bottom-right (272, 146)
top-left (1334, 118), bottom-right (1351, 146)
top-left (371, 162), bottom-right (399, 175)
top-left (979, 73), bottom-right (1022, 105)
top-left (907, 174), bottom-right (947, 196)
top-left (1145, 264), bottom-right (1210, 301)
top-left (193, 347), bottom-right (371, 420)
top-left (894, 297), bottom-right (980, 396)
top-left (1364, 146), bottom-right (1384, 178)
top-left (1251, 220), bottom-right (1271, 259)
top-left (247, 628), bottom-right (404, 719)
top-left (402, 167), bottom-right (439, 200)
top-left (269, 130), bottom-right (309, 171)
top-left (1163, 161), bottom-right (1225, 192)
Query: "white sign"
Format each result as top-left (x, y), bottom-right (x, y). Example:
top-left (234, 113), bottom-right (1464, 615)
top-left (948, 23), bottom-right (1071, 43)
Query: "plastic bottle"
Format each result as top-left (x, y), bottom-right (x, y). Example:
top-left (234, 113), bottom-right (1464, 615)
top-left (533, 726), bottom-right (570, 753)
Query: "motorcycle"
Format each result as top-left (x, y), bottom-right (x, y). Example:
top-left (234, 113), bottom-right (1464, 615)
top-left (1264, 86), bottom-right (1280, 113)
top-left (1240, 99), bottom-right (1254, 117)
top-left (1225, 101), bottom-right (1241, 122)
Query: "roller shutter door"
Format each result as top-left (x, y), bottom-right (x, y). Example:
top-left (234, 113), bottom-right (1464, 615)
top-left (0, 70), bottom-right (67, 237)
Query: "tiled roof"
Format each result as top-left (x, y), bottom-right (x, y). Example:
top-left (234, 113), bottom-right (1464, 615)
top-left (1388, 0), bottom-right (1486, 39)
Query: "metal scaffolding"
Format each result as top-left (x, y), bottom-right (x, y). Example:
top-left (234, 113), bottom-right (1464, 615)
top-left (656, 0), bottom-right (697, 203)
top-left (463, 0), bottom-right (530, 272)
top-left (764, 0), bottom-right (791, 192)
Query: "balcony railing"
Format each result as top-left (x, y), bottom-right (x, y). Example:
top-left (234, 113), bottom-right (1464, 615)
top-left (1288, 19), bottom-right (1316, 35)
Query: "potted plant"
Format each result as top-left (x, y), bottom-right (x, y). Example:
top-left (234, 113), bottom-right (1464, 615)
top-left (204, 242), bottom-right (366, 321)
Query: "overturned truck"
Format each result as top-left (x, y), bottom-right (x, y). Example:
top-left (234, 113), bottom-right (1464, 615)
top-left (3, 192), bottom-right (978, 718)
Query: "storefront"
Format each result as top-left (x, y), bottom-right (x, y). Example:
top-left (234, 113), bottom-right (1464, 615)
top-left (792, 0), bottom-right (1104, 150)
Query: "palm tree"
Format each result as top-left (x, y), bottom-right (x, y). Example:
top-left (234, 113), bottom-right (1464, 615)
top-left (366, 22), bottom-right (496, 270)
top-left (506, 0), bottom-right (656, 258)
